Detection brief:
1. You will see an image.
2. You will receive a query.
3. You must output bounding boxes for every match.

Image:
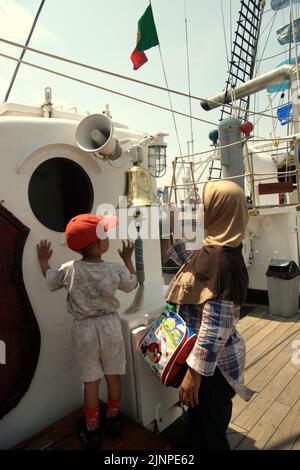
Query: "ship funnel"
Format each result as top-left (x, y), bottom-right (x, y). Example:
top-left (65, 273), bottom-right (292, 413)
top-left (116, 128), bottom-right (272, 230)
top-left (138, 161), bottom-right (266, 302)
top-left (75, 113), bottom-right (122, 161)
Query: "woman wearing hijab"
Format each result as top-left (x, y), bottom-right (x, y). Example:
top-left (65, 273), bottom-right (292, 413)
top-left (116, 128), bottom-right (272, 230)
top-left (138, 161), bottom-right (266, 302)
top-left (166, 180), bottom-right (255, 450)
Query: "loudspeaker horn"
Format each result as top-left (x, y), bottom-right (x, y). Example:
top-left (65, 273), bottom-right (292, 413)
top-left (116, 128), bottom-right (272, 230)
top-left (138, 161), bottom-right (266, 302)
top-left (75, 113), bottom-right (122, 161)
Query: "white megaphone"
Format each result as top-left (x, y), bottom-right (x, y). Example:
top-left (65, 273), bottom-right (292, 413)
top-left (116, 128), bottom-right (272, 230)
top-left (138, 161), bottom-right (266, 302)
top-left (75, 113), bottom-right (122, 161)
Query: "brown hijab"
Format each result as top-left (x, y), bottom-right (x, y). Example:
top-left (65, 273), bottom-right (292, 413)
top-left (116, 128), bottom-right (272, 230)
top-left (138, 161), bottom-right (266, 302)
top-left (167, 180), bottom-right (249, 305)
top-left (203, 180), bottom-right (249, 247)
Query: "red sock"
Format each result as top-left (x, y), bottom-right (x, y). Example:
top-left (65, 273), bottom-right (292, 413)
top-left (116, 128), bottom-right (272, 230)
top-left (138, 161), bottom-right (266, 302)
top-left (107, 399), bottom-right (120, 418)
top-left (84, 406), bottom-right (99, 431)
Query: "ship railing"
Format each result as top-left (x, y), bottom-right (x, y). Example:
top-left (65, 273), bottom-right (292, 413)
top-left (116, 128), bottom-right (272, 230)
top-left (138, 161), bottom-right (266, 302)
top-left (166, 134), bottom-right (300, 214)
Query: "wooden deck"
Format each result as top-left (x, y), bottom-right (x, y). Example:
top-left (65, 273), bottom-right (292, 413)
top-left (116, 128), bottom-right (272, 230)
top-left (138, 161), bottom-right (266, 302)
top-left (13, 306), bottom-right (300, 450)
top-left (13, 407), bottom-right (171, 451)
top-left (228, 306), bottom-right (300, 450)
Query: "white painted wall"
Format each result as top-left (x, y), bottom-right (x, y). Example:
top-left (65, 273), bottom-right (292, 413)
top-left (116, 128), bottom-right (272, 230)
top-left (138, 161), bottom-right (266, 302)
top-left (0, 107), bottom-right (166, 449)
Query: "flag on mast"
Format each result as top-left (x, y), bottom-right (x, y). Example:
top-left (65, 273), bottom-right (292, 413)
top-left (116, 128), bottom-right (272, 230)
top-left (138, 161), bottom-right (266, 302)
top-left (277, 103), bottom-right (293, 125)
top-left (276, 17), bottom-right (300, 44)
top-left (271, 0), bottom-right (300, 11)
top-left (130, 5), bottom-right (159, 70)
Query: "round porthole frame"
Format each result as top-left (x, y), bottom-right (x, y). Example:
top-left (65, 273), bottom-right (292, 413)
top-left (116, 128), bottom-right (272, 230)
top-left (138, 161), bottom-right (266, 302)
top-left (28, 157), bottom-right (94, 233)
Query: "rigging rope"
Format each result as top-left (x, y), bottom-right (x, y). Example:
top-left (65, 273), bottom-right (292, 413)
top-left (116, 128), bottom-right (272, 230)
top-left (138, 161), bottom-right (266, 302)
top-left (253, 10), bottom-right (280, 134)
top-left (230, 0), bottom-right (233, 60)
top-left (150, 0), bottom-right (183, 158)
top-left (0, 51), bottom-right (218, 126)
top-left (254, 87), bottom-right (283, 131)
top-left (255, 11), bottom-right (278, 76)
top-left (262, 7), bottom-right (273, 15)
top-left (175, 133), bottom-right (299, 162)
top-left (4, 40), bottom-right (291, 170)
top-left (3, 0), bottom-right (46, 102)
top-left (290, 0), bottom-right (300, 112)
top-left (3, 46), bottom-right (295, 139)
top-left (258, 11), bottom-right (277, 39)
top-left (220, 0), bottom-right (230, 73)
top-left (184, 0), bottom-right (194, 156)
top-left (255, 48), bottom-right (291, 62)
top-left (0, 37), bottom-right (285, 121)
top-left (158, 45), bottom-right (183, 156)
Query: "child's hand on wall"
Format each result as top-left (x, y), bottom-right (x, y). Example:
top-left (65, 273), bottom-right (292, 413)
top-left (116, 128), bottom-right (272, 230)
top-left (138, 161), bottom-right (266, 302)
top-left (37, 240), bottom-right (53, 276)
top-left (37, 240), bottom-right (53, 261)
top-left (118, 240), bottom-right (136, 275)
top-left (117, 240), bottom-right (134, 263)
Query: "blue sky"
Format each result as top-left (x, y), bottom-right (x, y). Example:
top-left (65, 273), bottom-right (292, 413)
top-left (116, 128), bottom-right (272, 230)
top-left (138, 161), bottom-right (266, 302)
top-left (0, 0), bottom-right (299, 184)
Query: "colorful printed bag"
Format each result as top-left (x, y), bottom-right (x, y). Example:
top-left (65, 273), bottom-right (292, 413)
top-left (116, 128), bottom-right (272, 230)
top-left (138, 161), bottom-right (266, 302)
top-left (138, 306), bottom-right (197, 387)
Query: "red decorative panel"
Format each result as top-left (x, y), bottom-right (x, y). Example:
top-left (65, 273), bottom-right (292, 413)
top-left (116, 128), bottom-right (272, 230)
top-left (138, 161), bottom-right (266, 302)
top-left (0, 204), bottom-right (40, 419)
top-left (258, 182), bottom-right (293, 195)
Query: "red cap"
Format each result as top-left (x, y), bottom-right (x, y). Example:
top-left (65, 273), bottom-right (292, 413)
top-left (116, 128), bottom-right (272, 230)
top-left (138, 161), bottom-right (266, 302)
top-left (65, 213), bottom-right (119, 252)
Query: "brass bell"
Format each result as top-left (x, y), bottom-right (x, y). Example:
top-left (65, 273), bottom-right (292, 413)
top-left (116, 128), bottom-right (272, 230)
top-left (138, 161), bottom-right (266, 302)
top-left (123, 165), bottom-right (160, 207)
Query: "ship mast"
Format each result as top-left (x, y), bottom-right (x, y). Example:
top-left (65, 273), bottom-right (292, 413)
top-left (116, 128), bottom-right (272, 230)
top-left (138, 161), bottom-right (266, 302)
top-left (207, 0), bottom-right (265, 181)
top-left (220, 0), bottom-right (265, 122)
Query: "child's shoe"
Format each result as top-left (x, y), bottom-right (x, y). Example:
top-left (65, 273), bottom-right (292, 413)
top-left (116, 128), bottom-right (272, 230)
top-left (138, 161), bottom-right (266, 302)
top-left (76, 418), bottom-right (102, 450)
top-left (104, 413), bottom-right (123, 437)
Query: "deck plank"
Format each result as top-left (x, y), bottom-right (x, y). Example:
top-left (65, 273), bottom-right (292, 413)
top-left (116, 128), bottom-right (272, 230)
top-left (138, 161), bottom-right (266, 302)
top-left (245, 319), bottom-right (285, 352)
top-left (237, 309), bottom-right (269, 335)
top-left (244, 318), bottom-right (300, 383)
top-left (233, 346), bottom-right (299, 430)
top-left (248, 330), bottom-right (300, 393)
top-left (241, 316), bottom-right (272, 342)
top-left (277, 370), bottom-right (300, 407)
top-left (231, 320), bottom-right (300, 422)
top-left (264, 396), bottom-right (300, 450)
top-left (236, 401), bottom-right (290, 450)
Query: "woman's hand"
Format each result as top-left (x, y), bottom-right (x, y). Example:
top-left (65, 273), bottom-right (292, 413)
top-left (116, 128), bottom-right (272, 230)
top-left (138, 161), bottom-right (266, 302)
top-left (179, 367), bottom-right (202, 408)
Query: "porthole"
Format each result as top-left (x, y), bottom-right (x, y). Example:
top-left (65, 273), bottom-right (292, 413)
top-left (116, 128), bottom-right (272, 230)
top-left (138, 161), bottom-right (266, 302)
top-left (28, 158), bottom-right (94, 232)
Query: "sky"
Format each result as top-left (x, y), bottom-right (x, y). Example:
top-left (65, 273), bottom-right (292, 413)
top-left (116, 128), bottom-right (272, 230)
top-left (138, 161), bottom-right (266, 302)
top-left (0, 0), bottom-right (299, 187)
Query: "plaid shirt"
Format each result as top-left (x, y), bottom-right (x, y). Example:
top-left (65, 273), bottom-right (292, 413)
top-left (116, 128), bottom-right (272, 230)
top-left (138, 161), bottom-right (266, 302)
top-left (167, 241), bottom-right (254, 401)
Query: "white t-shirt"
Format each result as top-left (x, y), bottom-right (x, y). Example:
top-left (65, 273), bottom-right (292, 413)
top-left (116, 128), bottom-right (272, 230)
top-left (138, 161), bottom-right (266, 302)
top-left (46, 260), bottom-right (137, 320)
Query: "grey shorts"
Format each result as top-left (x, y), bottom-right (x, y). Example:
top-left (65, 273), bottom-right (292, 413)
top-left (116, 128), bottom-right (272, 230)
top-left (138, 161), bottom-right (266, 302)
top-left (71, 312), bottom-right (126, 382)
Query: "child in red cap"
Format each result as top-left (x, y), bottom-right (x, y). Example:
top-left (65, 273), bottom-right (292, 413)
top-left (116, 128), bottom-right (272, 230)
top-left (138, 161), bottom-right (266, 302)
top-left (37, 214), bottom-right (137, 450)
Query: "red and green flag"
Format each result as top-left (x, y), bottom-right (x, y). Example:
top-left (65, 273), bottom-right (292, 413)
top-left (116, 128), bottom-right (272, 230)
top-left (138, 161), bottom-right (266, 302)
top-left (131, 5), bottom-right (159, 70)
